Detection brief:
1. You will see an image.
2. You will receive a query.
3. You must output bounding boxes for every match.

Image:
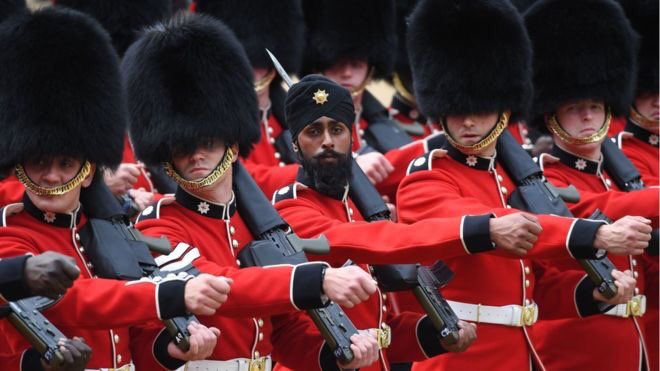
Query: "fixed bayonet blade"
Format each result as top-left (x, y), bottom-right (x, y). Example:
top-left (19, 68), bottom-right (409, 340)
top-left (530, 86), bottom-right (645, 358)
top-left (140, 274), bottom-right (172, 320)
top-left (266, 48), bottom-right (293, 88)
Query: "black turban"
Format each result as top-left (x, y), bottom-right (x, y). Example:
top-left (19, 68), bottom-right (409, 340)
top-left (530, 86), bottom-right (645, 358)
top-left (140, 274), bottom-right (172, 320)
top-left (285, 75), bottom-right (355, 140)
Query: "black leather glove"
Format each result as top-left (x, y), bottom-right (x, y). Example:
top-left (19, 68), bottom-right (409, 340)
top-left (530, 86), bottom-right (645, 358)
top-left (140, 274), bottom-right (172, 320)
top-left (24, 252), bottom-right (80, 299)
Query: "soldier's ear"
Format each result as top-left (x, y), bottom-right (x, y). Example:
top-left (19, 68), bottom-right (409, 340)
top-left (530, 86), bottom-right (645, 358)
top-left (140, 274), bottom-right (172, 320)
top-left (292, 141), bottom-right (299, 152)
top-left (229, 144), bottom-right (240, 162)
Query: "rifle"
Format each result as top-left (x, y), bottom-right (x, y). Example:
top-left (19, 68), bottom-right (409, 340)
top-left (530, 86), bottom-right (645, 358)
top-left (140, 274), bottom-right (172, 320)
top-left (347, 160), bottom-right (461, 344)
top-left (79, 173), bottom-right (196, 351)
top-left (232, 162), bottom-right (359, 364)
top-left (361, 90), bottom-right (414, 153)
top-left (497, 130), bottom-right (618, 298)
top-left (4, 296), bottom-right (66, 366)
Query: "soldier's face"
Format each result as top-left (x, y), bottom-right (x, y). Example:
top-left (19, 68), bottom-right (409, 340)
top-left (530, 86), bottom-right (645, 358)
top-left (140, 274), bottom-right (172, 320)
top-left (295, 117), bottom-right (352, 163)
top-left (554, 99), bottom-right (607, 150)
top-left (22, 156), bottom-right (94, 213)
top-left (445, 112), bottom-right (500, 147)
top-left (634, 93), bottom-right (659, 133)
top-left (171, 138), bottom-right (230, 181)
top-left (323, 59), bottom-right (369, 92)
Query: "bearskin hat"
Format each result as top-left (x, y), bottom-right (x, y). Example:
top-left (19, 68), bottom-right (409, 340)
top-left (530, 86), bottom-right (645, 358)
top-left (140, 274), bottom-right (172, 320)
top-left (122, 13), bottom-right (259, 165)
top-left (195, 0), bottom-right (305, 73)
top-left (619, 0), bottom-right (658, 95)
top-left (54, 0), bottom-right (172, 57)
top-left (0, 7), bottom-right (125, 172)
top-left (0, 0), bottom-right (26, 23)
top-left (302, 0), bottom-right (396, 79)
top-left (525, 0), bottom-right (638, 121)
top-left (408, 0), bottom-right (533, 121)
top-left (393, 0), bottom-right (417, 77)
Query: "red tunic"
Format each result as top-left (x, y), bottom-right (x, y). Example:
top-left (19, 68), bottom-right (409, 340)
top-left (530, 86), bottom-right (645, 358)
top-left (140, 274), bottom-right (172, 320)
top-left (122, 134), bottom-right (157, 193)
top-left (619, 121), bottom-right (659, 186)
top-left (135, 187), bottom-right (331, 369)
top-left (540, 146), bottom-right (656, 371)
top-left (608, 115), bottom-right (628, 137)
top-left (396, 146), bottom-right (624, 371)
top-left (0, 197), bottom-right (186, 370)
top-left (273, 179), bottom-right (458, 370)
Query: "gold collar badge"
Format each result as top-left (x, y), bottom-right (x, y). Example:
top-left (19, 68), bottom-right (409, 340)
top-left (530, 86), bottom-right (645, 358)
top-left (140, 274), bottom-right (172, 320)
top-left (312, 89), bottom-right (329, 105)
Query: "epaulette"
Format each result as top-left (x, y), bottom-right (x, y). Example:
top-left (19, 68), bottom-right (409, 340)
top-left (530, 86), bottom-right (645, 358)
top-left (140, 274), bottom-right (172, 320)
top-left (1, 203), bottom-right (24, 227)
top-left (537, 153), bottom-right (560, 172)
top-left (136, 196), bottom-right (175, 223)
top-left (406, 149), bottom-right (447, 175)
top-left (271, 183), bottom-right (307, 205)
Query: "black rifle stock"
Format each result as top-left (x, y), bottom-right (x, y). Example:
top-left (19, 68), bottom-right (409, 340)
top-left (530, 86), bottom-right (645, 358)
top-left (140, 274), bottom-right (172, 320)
top-left (79, 174), bottom-right (196, 351)
top-left (601, 137), bottom-right (645, 191)
top-left (347, 160), bottom-right (461, 344)
top-left (232, 162), bottom-right (358, 364)
top-left (497, 131), bottom-right (618, 298)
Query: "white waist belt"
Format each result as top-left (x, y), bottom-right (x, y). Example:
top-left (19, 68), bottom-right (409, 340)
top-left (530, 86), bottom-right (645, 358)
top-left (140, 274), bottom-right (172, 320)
top-left (87, 364), bottom-right (134, 371)
top-left (447, 300), bottom-right (539, 327)
top-left (181, 356), bottom-right (272, 371)
top-left (604, 295), bottom-right (646, 318)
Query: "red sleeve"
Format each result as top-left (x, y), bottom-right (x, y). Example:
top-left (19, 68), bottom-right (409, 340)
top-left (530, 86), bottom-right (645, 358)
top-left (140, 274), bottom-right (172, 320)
top-left (243, 160), bottom-right (298, 199)
top-left (532, 261), bottom-right (600, 319)
top-left (0, 230), bottom-right (181, 330)
top-left (543, 169), bottom-right (659, 221)
top-left (397, 170), bottom-right (607, 260)
top-left (275, 194), bottom-right (481, 264)
top-left (137, 217), bottom-right (313, 318)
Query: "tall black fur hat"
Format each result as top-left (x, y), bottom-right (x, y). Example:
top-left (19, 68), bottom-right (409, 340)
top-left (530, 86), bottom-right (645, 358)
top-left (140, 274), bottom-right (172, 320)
top-left (393, 0), bottom-right (417, 76)
top-left (54, 0), bottom-right (172, 57)
top-left (302, 0), bottom-right (396, 79)
top-left (619, 0), bottom-right (658, 95)
top-left (0, 0), bottom-right (26, 23)
top-left (122, 13), bottom-right (259, 165)
top-left (0, 7), bottom-right (125, 171)
top-left (195, 0), bottom-right (305, 73)
top-left (408, 0), bottom-right (532, 121)
top-left (525, 0), bottom-right (638, 121)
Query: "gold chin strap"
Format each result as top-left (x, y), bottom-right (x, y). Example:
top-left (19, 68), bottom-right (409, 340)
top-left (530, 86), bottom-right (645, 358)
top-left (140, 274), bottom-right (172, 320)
top-left (15, 161), bottom-right (92, 197)
top-left (164, 148), bottom-right (234, 190)
top-left (444, 112), bottom-right (510, 155)
top-left (630, 106), bottom-right (659, 130)
top-left (350, 68), bottom-right (374, 98)
top-left (392, 72), bottom-right (416, 106)
top-left (254, 69), bottom-right (276, 93)
top-left (546, 107), bottom-right (611, 145)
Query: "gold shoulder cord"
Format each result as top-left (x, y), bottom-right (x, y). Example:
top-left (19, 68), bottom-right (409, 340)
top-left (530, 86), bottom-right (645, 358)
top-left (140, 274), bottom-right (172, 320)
top-left (630, 106), bottom-right (659, 130)
top-left (164, 148), bottom-right (234, 190)
top-left (444, 112), bottom-right (510, 155)
top-left (546, 107), bottom-right (611, 145)
top-left (15, 161), bottom-right (92, 196)
top-left (392, 72), bottom-right (416, 106)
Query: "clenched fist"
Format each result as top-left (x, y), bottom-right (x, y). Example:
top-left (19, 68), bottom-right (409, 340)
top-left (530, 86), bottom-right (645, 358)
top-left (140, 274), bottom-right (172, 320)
top-left (323, 266), bottom-right (378, 308)
top-left (184, 274), bottom-right (232, 316)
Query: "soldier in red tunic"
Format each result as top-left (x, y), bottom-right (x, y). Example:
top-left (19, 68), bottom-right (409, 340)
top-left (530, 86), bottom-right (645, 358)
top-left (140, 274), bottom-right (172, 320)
top-left (124, 13), bottom-right (381, 371)
top-left (0, 8), bottom-right (230, 370)
top-left (396, 0), bottom-right (650, 369)
top-left (525, 1), bottom-right (658, 369)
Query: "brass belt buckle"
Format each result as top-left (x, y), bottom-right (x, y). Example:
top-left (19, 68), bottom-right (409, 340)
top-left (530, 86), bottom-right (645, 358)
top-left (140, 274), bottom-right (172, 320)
top-left (521, 304), bottom-right (536, 326)
top-left (249, 357), bottom-right (267, 371)
top-left (626, 295), bottom-right (644, 317)
top-left (376, 323), bottom-right (392, 349)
